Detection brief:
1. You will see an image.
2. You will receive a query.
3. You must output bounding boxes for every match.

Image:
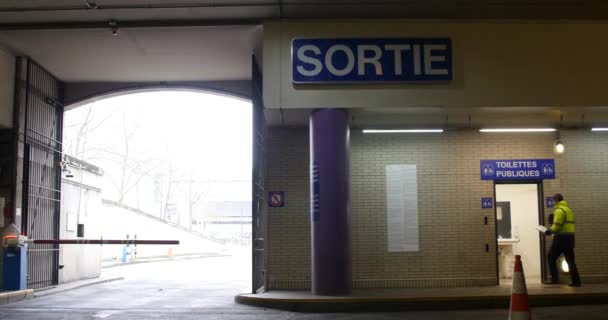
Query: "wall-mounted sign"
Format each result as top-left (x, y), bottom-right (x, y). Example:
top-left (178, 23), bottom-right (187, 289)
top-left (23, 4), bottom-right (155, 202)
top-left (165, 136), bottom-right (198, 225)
top-left (480, 159), bottom-right (555, 180)
top-left (268, 192), bottom-right (285, 208)
top-left (546, 197), bottom-right (555, 208)
top-left (292, 38), bottom-right (453, 83)
top-left (482, 198), bottom-right (493, 209)
top-left (312, 163), bottom-right (320, 222)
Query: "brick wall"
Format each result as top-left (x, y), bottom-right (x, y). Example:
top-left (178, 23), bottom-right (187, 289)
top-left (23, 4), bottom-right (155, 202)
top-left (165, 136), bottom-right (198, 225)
top-left (266, 128), bottom-right (311, 289)
top-left (266, 127), bottom-right (608, 289)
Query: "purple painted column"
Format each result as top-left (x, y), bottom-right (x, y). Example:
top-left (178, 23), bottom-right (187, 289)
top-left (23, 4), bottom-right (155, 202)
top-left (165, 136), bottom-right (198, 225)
top-left (310, 108), bottom-right (351, 295)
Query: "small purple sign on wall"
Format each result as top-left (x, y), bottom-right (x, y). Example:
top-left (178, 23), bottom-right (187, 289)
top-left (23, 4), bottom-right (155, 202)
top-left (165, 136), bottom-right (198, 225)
top-left (482, 198), bottom-right (493, 209)
top-left (268, 192), bottom-right (285, 208)
top-left (546, 197), bottom-right (555, 208)
top-left (312, 162), bottom-right (320, 222)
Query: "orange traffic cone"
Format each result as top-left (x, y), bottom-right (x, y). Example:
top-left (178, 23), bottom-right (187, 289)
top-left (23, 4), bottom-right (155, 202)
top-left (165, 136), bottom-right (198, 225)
top-left (167, 247), bottom-right (173, 257)
top-left (509, 255), bottom-right (531, 320)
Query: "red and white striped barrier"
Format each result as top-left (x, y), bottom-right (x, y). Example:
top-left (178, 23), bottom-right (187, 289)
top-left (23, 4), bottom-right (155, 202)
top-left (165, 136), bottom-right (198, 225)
top-left (509, 255), bottom-right (531, 320)
top-left (28, 239), bottom-right (179, 245)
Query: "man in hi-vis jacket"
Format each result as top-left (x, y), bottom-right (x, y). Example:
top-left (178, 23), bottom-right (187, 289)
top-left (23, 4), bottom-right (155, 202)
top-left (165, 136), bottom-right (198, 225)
top-left (544, 193), bottom-right (582, 287)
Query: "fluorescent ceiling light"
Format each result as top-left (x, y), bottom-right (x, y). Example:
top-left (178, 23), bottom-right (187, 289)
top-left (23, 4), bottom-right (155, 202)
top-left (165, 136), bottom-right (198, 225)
top-left (479, 128), bottom-right (556, 133)
top-left (363, 129), bottom-right (444, 133)
top-left (591, 128), bottom-right (608, 131)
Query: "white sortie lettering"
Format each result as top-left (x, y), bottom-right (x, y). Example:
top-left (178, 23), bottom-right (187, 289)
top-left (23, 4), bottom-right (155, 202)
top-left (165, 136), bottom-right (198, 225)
top-left (357, 45), bottom-right (383, 76)
top-left (325, 45), bottom-right (355, 76)
top-left (384, 44), bottom-right (411, 75)
top-left (296, 45), bottom-right (323, 77)
top-left (424, 44), bottom-right (449, 75)
top-left (413, 45), bottom-right (422, 75)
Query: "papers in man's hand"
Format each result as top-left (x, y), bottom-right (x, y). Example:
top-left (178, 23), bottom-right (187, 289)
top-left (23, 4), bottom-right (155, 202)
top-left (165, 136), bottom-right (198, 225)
top-left (537, 225), bottom-right (548, 233)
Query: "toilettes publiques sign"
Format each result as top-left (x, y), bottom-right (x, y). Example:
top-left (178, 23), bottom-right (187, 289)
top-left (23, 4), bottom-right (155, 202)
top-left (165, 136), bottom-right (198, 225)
top-left (480, 159), bottom-right (556, 180)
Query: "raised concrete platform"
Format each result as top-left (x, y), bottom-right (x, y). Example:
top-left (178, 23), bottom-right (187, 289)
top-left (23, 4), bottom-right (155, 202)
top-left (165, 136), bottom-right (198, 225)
top-left (0, 290), bottom-right (34, 305)
top-left (236, 284), bottom-right (608, 312)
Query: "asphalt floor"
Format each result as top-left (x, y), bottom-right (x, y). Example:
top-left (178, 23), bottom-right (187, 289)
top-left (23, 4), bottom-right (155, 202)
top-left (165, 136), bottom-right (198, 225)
top-left (1, 251), bottom-right (607, 319)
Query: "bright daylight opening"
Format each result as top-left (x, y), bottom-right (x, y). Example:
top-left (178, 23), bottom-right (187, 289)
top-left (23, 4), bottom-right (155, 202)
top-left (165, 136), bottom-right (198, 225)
top-left (60, 90), bottom-right (252, 297)
top-left (496, 184), bottom-right (542, 286)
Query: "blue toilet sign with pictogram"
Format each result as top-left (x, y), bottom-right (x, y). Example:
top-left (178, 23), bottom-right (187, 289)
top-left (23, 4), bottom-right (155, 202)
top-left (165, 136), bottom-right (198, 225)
top-left (482, 198), bottom-right (493, 209)
top-left (546, 197), bottom-right (555, 208)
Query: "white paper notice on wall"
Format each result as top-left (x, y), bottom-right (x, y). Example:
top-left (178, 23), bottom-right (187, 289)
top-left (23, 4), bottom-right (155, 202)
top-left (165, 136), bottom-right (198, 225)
top-left (386, 165), bottom-right (419, 252)
top-left (0, 197), bottom-right (4, 227)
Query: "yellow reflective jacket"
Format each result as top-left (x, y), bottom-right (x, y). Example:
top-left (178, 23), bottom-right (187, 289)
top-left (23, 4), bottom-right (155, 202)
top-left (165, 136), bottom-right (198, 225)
top-left (550, 200), bottom-right (575, 234)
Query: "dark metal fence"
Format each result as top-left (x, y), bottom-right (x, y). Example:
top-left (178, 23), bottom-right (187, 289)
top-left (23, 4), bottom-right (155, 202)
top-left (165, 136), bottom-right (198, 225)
top-left (18, 58), bottom-right (63, 289)
top-left (251, 55), bottom-right (267, 293)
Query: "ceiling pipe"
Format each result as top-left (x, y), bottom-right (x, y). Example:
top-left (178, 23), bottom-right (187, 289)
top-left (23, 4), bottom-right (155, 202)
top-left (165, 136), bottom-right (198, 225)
top-left (0, 2), bottom-right (279, 12)
top-left (0, 18), bottom-right (262, 30)
top-left (0, 1), bottom-right (417, 12)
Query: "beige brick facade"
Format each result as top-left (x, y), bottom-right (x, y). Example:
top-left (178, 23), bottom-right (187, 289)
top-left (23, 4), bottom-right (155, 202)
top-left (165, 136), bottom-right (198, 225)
top-left (266, 127), bottom-right (608, 289)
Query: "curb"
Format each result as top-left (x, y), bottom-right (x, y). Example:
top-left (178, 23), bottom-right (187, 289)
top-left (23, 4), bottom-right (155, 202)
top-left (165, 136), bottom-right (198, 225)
top-left (235, 294), bottom-right (510, 312)
top-left (34, 277), bottom-right (124, 298)
top-left (0, 290), bottom-right (34, 305)
top-left (235, 291), bottom-right (608, 313)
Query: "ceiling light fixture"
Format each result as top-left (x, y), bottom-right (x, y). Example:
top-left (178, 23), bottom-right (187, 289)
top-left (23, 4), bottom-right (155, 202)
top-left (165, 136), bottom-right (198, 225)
top-left (362, 129), bottom-right (444, 133)
top-left (479, 128), bottom-right (556, 133)
top-left (553, 114), bottom-right (566, 156)
top-left (83, 0), bottom-right (99, 9)
top-left (108, 19), bottom-right (119, 36)
top-left (553, 134), bottom-right (566, 156)
top-left (591, 127), bottom-right (608, 131)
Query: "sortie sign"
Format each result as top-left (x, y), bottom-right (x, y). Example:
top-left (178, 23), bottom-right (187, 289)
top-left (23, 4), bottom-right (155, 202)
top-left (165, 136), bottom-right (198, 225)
top-left (292, 38), bottom-right (453, 83)
top-left (480, 159), bottom-right (556, 180)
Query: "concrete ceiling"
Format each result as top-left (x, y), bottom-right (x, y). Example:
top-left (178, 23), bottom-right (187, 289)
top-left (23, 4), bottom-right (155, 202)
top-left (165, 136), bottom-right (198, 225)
top-left (2, 1), bottom-right (608, 128)
top-left (1, 1), bottom-right (607, 82)
top-left (1, 0), bottom-right (608, 25)
top-left (0, 26), bottom-right (260, 81)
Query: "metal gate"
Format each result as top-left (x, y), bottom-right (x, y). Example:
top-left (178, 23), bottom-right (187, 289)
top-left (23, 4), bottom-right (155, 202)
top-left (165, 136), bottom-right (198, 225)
top-left (251, 55), bottom-right (267, 293)
top-left (15, 57), bottom-right (64, 289)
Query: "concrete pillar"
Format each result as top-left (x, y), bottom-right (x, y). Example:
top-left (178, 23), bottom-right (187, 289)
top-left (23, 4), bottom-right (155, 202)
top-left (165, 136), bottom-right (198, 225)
top-left (0, 48), bottom-right (15, 129)
top-left (309, 108), bottom-right (351, 295)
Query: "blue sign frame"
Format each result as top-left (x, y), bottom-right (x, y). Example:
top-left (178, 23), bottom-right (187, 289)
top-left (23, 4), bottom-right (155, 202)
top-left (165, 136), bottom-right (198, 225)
top-left (480, 159), bottom-right (556, 181)
top-left (292, 38), bottom-right (453, 83)
top-left (482, 198), bottom-right (493, 209)
top-left (546, 197), bottom-right (555, 208)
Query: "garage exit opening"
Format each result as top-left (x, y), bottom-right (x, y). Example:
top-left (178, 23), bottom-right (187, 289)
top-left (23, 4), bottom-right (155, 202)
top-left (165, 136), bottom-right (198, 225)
top-left (59, 90), bottom-right (252, 293)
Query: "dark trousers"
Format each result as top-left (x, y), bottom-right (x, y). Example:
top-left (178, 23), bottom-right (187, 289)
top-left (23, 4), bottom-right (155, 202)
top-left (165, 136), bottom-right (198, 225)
top-left (548, 234), bottom-right (581, 285)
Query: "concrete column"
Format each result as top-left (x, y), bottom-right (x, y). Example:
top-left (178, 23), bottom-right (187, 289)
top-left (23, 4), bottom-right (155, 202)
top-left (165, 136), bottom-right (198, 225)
top-left (309, 108), bottom-right (351, 295)
top-left (0, 48), bottom-right (15, 129)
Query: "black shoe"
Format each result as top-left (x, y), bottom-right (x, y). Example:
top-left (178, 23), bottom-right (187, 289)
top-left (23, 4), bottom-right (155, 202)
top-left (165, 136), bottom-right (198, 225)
top-left (543, 280), bottom-right (559, 285)
top-left (568, 282), bottom-right (581, 287)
